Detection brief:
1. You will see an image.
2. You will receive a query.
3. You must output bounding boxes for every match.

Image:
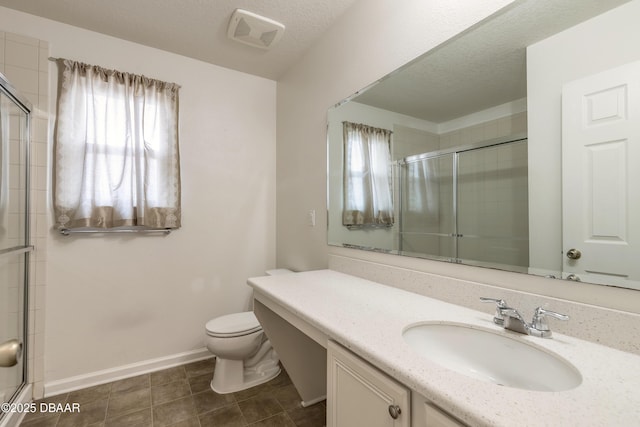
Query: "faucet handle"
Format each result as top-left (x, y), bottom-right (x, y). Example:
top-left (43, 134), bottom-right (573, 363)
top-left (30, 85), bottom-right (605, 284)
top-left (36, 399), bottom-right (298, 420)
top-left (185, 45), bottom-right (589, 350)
top-left (531, 307), bottom-right (569, 336)
top-left (480, 297), bottom-right (509, 325)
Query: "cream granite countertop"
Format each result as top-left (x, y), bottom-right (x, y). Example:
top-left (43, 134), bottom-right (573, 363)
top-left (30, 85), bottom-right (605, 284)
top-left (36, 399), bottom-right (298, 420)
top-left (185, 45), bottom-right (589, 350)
top-left (248, 269), bottom-right (640, 427)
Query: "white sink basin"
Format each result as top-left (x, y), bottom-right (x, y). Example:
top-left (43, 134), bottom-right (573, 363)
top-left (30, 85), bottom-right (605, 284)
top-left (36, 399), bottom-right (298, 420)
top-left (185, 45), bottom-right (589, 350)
top-left (402, 323), bottom-right (582, 392)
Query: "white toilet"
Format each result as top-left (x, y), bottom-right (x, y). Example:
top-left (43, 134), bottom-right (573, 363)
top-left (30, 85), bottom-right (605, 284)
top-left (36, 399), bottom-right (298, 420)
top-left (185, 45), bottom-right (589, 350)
top-left (204, 269), bottom-right (292, 394)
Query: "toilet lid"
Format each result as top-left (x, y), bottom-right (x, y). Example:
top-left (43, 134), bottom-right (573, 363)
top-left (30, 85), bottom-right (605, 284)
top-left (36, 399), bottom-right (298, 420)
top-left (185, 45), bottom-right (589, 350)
top-left (206, 311), bottom-right (262, 337)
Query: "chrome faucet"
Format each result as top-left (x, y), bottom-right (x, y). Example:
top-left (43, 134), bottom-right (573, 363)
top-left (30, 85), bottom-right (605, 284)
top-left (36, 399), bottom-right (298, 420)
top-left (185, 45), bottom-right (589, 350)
top-left (480, 297), bottom-right (510, 326)
top-left (481, 297), bottom-right (569, 338)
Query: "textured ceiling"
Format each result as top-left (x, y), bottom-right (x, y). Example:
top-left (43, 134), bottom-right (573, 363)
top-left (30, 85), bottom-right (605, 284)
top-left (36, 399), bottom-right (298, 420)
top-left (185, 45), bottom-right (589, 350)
top-left (0, 0), bottom-right (359, 80)
top-left (353, 0), bottom-right (631, 123)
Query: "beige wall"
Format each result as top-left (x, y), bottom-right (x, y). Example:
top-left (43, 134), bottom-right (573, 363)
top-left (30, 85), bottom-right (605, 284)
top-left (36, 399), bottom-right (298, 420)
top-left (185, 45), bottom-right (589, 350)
top-left (0, 7), bottom-right (277, 394)
top-left (276, 0), bottom-right (640, 314)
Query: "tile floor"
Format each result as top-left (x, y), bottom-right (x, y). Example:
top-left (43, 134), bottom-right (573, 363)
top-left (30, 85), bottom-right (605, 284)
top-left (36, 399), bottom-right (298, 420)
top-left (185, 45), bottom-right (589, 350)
top-left (19, 358), bottom-right (326, 427)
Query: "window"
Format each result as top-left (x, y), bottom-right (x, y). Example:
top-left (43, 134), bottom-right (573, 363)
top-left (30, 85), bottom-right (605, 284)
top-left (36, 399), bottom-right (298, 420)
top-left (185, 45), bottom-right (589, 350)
top-left (53, 59), bottom-right (181, 230)
top-left (342, 122), bottom-right (394, 227)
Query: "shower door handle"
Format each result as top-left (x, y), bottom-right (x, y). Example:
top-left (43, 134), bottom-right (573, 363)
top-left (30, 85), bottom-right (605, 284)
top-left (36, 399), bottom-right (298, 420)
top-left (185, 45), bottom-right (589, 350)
top-left (0, 339), bottom-right (23, 367)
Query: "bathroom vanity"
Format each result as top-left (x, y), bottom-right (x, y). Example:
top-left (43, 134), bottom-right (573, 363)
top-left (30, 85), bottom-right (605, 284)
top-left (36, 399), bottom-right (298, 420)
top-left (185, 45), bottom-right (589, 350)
top-left (248, 270), bottom-right (640, 426)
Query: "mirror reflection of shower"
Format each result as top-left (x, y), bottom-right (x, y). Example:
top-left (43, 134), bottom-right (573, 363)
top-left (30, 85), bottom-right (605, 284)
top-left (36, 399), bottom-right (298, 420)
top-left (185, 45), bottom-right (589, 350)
top-left (397, 132), bottom-right (529, 272)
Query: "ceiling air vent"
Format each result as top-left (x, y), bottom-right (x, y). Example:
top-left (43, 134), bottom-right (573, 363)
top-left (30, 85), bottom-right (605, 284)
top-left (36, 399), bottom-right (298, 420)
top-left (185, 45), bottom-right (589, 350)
top-left (227, 9), bottom-right (285, 50)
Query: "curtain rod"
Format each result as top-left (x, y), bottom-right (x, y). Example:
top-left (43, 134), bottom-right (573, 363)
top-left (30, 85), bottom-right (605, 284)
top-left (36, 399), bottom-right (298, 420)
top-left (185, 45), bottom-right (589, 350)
top-left (46, 57), bottom-right (182, 88)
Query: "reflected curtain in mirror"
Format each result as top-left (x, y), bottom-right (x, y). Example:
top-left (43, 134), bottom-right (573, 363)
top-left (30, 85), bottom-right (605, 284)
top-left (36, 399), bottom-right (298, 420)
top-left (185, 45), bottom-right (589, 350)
top-left (53, 59), bottom-right (181, 230)
top-left (342, 122), bottom-right (393, 227)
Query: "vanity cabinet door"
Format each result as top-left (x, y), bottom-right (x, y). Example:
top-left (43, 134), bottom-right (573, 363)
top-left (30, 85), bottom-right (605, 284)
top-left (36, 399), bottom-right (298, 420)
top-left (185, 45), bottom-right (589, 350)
top-left (327, 340), bottom-right (410, 427)
top-left (423, 402), bottom-right (466, 427)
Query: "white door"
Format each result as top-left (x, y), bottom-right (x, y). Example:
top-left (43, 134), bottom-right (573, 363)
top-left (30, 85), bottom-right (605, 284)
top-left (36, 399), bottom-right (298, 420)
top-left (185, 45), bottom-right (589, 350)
top-left (562, 61), bottom-right (640, 289)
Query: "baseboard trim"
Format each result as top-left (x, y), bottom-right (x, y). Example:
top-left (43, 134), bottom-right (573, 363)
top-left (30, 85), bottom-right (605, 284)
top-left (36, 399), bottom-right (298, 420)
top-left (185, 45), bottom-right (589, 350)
top-left (44, 347), bottom-right (212, 397)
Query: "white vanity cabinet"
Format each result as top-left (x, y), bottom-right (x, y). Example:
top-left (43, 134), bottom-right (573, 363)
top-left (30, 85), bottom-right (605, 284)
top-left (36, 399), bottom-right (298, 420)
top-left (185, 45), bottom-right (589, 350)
top-left (416, 398), bottom-right (466, 427)
top-left (328, 340), bottom-right (466, 427)
top-left (327, 340), bottom-right (410, 427)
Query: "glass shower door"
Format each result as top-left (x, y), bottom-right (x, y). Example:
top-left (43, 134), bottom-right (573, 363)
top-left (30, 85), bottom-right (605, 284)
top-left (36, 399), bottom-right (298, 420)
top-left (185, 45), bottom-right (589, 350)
top-left (399, 153), bottom-right (456, 260)
top-left (0, 79), bottom-right (30, 408)
top-left (457, 140), bottom-right (529, 269)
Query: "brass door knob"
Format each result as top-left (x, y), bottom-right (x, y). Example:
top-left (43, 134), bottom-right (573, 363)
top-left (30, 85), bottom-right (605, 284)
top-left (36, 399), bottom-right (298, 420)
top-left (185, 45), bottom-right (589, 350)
top-left (566, 249), bottom-right (582, 260)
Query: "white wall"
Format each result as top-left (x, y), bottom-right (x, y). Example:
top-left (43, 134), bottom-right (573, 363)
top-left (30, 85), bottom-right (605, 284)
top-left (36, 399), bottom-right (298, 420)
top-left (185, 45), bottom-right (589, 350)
top-left (276, 0), bottom-right (640, 314)
top-left (276, 0), bottom-right (517, 270)
top-left (0, 7), bottom-right (277, 389)
top-left (527, 0), bottom-right (640, 275)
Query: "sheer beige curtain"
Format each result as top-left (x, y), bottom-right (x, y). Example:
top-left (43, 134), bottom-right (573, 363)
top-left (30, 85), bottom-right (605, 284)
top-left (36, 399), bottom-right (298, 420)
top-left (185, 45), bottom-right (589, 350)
top-left (54, 59), bottom-right (181, 230)
top-left (342, 122), bottom-right (394, 227)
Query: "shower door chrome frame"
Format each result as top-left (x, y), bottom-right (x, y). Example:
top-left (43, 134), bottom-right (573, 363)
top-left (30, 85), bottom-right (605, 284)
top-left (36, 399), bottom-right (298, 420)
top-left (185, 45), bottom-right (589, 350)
top-left (0, 71), bottom-right (33, 417)
top-left (398, 133), bottom-right (528, 263)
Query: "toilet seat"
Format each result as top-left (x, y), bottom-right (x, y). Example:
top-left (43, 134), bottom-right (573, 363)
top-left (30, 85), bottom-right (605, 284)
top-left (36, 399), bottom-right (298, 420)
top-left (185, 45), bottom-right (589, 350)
top-left (206, 311), bottom-right (262, 337)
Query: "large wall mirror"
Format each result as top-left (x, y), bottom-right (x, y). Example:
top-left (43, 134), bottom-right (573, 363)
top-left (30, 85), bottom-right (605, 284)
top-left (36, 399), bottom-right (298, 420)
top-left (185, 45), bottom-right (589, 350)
top-left (327, 0), bottom-right (640, 291)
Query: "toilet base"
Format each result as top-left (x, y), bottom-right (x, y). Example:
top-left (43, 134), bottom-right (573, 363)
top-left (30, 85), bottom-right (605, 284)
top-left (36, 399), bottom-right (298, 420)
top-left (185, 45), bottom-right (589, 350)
top-left (210, 349), bottom-right (281, 394)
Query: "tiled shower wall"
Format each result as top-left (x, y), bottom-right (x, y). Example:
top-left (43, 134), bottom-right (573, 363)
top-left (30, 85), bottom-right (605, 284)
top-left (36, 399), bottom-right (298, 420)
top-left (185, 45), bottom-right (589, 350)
top-left (0, 30), bottom-right (49, 399)
top-left (393, 112), bottom-right (528, 263)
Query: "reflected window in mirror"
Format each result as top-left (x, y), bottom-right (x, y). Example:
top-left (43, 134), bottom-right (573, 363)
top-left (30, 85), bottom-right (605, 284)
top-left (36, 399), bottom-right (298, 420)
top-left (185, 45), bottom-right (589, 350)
top-left (342, 122), bottom-right (394, 228)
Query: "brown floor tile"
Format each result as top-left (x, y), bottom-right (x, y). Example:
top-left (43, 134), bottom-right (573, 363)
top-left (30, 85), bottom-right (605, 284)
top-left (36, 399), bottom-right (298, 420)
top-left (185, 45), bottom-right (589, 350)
top-left (267, 368), bottom-right (292, 389)
top-left (272, 384), bottom-right (302, 411)
top-left (18, 363), bottom-right (327, 427)
top-left (248, 412), bottom-right (296, 427)
top-left (66, 383), bottom-right (111, 405)
top-left (22, 394), bottom-right (68, 423)
top-left (110, 374), bottom-right (150, 395)
top-left (199, 403), bottom-right (246, 427)
top-left (19, 414), bottom-right (60, 427)
top-left (106, 388), bottom-right (150, 419)
top-left (151, 379), bottom-right (191, 405)
top-left (165, 417), bottom-right (201, 427)
top-left (187, 373), bottom-right (212, 394)
top-left (152, 396), bottom-right (196, 427)
top-left (57, 399), bottom-right (108, 427)
top-left (192, 389), bottom-right (235, 415)
top-left (104, 408), bottom-right (152, 427)
top-left (184, 358), bottom-right (215, 378)
top-left (238, 393), bottom-right (283, 424)
top-left (287, 402), bottom-right (326, 427)
top-left (150, 366), bottom-right (186, 387)
top-left (232, 381), bottom-right (272, 403)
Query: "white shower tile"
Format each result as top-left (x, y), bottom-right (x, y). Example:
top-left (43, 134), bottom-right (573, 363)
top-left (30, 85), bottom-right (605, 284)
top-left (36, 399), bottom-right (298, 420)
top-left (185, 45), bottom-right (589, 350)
top-left (33, 381), bottom-right (44, 400)
top-left (35, 213), bottom-right (48, 239)
top-left (5, 39), bottom-right (39, 70)
top-left (34, 357), bottom-right (44, 382)
top-left (38, 43), bottom-right (49, 72)
top-left (0, 35), bottom-right (5, 63)
top-left (6, 33), bottom-right (39, 47)
top-left (35, 166), bottom-right (47, 191)
top-left (483, 120), bottom-right (498, 140)
top-left (512, 111), bottom-right (527, 133)
top-left (38, 71), bottom-right (48, 96)
top-left (34, 309), bottom-right (45, 335)
top-left (37, 95), bottom-right (49, 113)
top-left (33, 118), bottom-right (48, 144)
top-left (3, 64), bottom-right (38, 94)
